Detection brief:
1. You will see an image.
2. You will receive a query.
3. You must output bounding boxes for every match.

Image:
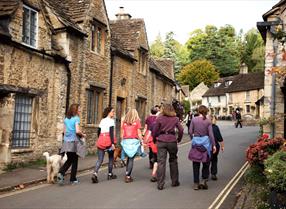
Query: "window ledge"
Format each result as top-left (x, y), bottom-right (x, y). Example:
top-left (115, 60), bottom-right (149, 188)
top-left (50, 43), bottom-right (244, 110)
top-left (11, 148), bottom-right (33, 154)
top-left (85, 124), bottom-right (99, 128)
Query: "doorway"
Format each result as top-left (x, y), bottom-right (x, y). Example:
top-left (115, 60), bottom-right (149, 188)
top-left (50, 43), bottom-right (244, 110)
top-left (116, 97), bottom-right (125, 140)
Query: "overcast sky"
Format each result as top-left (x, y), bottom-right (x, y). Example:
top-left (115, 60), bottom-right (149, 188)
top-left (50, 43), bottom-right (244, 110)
top-left (105, 0), bottom-right (279, 44)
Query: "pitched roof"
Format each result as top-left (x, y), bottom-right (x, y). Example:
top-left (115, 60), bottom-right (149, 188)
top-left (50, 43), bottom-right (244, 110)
top-left (149, 57), bottom-right (175, 85)
top-left (111, 36), bottom-right (136, 61)
top-left (60, 0), bottom-right (90, 23)
top-left (203, 75), bottom-right (236, 97)
top-left (0, 0), bottom-right (19, 18)
top-left (203, 72), bottom-right (264, 97)
top-left (42, 0), bottom-right (85, 35)
top-left (263, 0), bottom-right (285, 21)
top-left (155, 59), bottom-right (175, 80)
top-left (227, 72), bottom-right (264, 93)
top-left (110, 18), bottom-right (148, 51)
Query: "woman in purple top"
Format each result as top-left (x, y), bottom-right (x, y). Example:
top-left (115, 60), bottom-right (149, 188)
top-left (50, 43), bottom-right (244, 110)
top-left (188, 105), bottom-right (216, 190)
top-left (152, 103), bottom-right (184, 190)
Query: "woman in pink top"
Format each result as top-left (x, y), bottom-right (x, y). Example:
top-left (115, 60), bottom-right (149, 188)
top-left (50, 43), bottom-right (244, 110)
top-left (121, 109), bottom-right (143, 183)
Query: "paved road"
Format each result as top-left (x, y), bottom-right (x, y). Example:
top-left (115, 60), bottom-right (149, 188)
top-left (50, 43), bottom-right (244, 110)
top-left (0, 121), bottom-right (258, 209)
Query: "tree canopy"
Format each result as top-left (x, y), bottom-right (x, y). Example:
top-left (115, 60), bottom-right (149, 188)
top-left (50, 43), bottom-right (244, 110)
top-left (177, 59), bottom-right (219, 90)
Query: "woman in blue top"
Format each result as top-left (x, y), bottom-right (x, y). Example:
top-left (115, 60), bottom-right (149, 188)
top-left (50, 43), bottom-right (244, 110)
top-left (57, 104), bottom-right (86, 185)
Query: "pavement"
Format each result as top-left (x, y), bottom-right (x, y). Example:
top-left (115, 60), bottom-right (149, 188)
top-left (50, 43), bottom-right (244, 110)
top-left (0, 129), bottom-right (192, 194)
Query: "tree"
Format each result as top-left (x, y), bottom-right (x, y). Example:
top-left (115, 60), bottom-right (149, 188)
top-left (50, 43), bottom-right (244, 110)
top-left (150, 32), bottom-right (189, 75)
top-left (186, 25), bottom-right (241, 76)
top-left (150, 34), bottom-right (165, 58)
top-left (177, 59), bottom-right (219, 90)
top-left (241, 28), bottom-right (265, 72)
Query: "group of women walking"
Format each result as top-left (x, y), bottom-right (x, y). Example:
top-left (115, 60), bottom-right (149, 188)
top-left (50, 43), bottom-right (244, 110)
top-left (57, 103), bottom-right (224, 191)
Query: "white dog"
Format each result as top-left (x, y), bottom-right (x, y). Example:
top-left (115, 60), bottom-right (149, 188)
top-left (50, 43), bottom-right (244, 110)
top-left (43, 152), bottom-right (67, 183)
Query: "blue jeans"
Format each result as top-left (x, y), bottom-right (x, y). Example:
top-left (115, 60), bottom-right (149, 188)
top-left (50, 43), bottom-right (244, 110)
top-left (94, 148), bottom-right (114, 174)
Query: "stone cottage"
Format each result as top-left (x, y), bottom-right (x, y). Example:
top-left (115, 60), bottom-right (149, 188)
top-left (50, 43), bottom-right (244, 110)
top-left (189, 82), bottom-right (209, 112)
top-left (258, 0), bottom-right (286, 137)
top-left (0, 0), bottom-right (112, 168)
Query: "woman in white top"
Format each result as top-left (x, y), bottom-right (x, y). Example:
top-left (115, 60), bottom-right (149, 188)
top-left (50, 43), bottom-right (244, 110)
top-left (91, 107), bottom-right (117, 183)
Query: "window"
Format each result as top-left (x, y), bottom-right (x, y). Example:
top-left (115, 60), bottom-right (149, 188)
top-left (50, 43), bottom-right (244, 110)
top-left (225, 81), bottom-right (232, 87)
top-left (246, 105), bottom-right (250, 113)
top-left (136, 98), bottom-right (146, 125)
top-left (229, 93), bottom-right (232, 103)
top-left (218, 96), bottom-right (221, 103)
top-left (91, 24), bottom-right (106, 54)
top-left (214, 83), bottom-right (221, 88)
top-left (87, 88), bottom-right (103, 124)
top-left (12, 95), bottom-right (33, 148)
top-left (22, 5), bottom-right (37, 47)
top-left (246, 91), bottom-right (250, 102)
top-left (138, 48), bottom-right (147, 74)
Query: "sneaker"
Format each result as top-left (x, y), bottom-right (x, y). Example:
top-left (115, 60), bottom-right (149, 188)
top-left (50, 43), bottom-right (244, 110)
top-left (107, 173), bottom-right (117, 180)
top-left (125, 176), bottom-right (133, 183)
top-left (211, 174), bottom-right (218, 181)
top-left (57, 173), bottom-right (64, 185)
top-left (70, 179), bottom-right (80, 185)
top-left (150, 176), bottom-right (157, 182)
top-left (91, 173), bottom-right (98, 183)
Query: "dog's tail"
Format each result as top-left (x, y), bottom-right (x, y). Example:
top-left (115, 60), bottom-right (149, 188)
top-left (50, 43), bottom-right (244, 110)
top-left (43, 152), bottom-right (51, 162)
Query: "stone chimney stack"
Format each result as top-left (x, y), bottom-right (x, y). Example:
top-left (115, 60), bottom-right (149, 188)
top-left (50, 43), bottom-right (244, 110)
top-left (115, 7), bottom-right (132, 20)
top-left (239, 63), bottom-right (248, 74)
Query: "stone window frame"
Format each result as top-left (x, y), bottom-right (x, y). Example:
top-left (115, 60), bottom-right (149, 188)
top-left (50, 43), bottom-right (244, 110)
top-left (12, 94), bottom-right (33, 149)
top-left (22, 4), bottom-right (38, 48)
top-left (135, 96), bottom-right (147, 125)
top-left (90, 20), bottom-right (107, 56)
top-left (138, 47), bottom-right (148, 75)
top-left (245, 91), bottom-right (250, 102)
top-left (86, 87), bottom-right (104, 125)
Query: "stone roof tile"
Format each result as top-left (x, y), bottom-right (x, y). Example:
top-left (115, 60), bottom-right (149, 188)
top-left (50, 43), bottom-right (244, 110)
top-left (0, 0), bottom-right (19, 17)
top-left (110, 18), bottom-right (148, 51)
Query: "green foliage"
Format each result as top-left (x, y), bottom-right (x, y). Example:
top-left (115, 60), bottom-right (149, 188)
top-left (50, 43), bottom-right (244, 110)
top-left (150, 34), bottom-right (165, 58)
top-left (182, 100), bottom-right (190, 113)
top-left (150, 32), bottom-right (189, 75)
top-left (177, 59), bottom-right (219, 90)
top-left (265, 151), bottom-right (286, 192)
top-left (244, 164), bottom-right (267, 185)
top-left (241, 28), bottom-right (265, 73)
top-left (186, 25), bottom-right (241, 76)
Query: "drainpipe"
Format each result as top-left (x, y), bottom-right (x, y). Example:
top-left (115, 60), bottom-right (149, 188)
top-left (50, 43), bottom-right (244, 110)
top-left (270, 38), bottom-right (278, 138)
top-left (63, 61), bottom-right (71, 113)
top-left (109, 51), bottom-right (114, 107)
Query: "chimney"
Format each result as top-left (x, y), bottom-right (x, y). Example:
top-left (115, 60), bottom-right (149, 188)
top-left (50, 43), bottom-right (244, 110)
top-left (239, 63), bottom-right (248, 74)
top-left (115, 7), bottom-right (132, 20)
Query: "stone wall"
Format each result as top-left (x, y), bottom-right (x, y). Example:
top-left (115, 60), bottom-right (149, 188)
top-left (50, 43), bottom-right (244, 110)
top-left (0, 43), bottom-right (67, 165)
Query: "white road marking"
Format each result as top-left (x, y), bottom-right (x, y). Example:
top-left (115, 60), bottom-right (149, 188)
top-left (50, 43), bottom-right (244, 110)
top-left (208, 162), bottom-right (249, 209)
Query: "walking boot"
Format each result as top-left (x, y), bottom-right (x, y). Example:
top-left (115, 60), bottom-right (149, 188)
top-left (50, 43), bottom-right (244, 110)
top-left (199, 179), bottom-right (208, 190)
top-left (125, 176), bottom-right (133, 183)
top-left (150, 176), bottom-right (157, 182)
top-left (211, 174), bottom-right (218, 181)
top-left (91, 173), bottom-right (98, 183)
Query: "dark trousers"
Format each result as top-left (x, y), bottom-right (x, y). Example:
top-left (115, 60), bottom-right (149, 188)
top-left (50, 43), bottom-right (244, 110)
top-left (235, 119), bottom-right (242, 128)
top-left (126, 157), bottom-right (135, 176)
top-left (210, 150), bottom-right (219, 175)
top-left (192, 161), bottom-right (210, 183)
top-left (94, 148), bottom-right (114, 174)
top-left (149, 148), bottom-right (154, 166)
top-left (59, 152), bottom-right (78, 181)
top-left (157, 141), bottom-right (179, 187)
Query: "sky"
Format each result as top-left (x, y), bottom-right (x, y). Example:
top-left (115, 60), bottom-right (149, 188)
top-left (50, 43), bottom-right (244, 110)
top-left (105, 0), bottom-right (279, 44)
